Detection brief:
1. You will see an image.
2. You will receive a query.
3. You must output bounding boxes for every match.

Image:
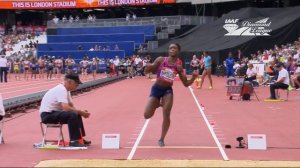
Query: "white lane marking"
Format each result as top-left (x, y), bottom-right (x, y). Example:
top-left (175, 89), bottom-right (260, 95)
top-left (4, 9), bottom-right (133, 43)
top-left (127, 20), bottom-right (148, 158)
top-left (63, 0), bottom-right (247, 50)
top-left (188, 86), bottom-right (229, 161)
top-left (127, 119), bottom-right (150, 160)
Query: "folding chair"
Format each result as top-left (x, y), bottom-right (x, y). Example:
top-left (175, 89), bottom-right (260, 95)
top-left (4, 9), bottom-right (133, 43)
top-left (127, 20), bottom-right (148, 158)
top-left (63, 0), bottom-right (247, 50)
top-left (276, 88), bottom-right (289, 101)
top-left (40, 122), bottom-right (66, 147)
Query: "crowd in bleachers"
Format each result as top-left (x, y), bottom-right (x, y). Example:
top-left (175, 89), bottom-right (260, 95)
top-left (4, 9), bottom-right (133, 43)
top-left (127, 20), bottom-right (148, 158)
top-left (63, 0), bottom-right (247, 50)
top-left (52, 14), bottom-right (96, 24)
top-left (0, 30), bottom-right (40, 58)
top-left (223, 37), bottom-right (300, 90)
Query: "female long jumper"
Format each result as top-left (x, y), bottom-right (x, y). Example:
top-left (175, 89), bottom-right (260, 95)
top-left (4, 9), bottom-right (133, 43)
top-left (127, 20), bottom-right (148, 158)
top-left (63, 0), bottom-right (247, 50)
top-left (144, 43), bottom-right (198, 147)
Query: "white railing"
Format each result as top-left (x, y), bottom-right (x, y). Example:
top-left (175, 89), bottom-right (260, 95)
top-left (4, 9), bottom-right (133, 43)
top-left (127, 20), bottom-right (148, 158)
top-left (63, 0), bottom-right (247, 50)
top-left (47, 15), bottom-right (216, 28)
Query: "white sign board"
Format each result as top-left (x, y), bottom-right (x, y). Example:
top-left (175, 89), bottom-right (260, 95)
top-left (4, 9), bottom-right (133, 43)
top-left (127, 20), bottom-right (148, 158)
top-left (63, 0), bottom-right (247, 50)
top-left (102, 134), bottom-right (120, 149)
top-left (248, 134), bottom-right (267, 150)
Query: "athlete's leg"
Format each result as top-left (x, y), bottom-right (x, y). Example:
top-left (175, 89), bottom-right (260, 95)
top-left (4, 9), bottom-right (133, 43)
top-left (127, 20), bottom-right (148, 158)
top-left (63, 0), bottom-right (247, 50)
top-left (160, 93), bottom-right (173, 140)
top-left (144, 97), bottom-right (160, 119)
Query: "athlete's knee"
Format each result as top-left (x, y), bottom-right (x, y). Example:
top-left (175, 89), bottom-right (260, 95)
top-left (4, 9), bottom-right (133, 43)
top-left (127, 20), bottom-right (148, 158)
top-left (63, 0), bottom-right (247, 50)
top-left (144, 110), bottom-right (155, 119)
top-left (144, 113), bottom-right (151, 119)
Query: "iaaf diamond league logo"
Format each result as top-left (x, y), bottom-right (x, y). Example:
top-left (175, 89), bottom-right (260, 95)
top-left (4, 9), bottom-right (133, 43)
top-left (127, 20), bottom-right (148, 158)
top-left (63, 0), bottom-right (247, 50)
top-left (223, 18), bottom-right (272, 36)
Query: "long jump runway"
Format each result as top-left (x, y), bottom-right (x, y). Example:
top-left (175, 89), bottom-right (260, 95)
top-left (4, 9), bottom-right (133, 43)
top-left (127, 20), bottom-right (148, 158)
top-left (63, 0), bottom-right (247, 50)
top-left (0, 76), bottom-right (225, 167)
top-left (2, 76), bottom-right (300, 167)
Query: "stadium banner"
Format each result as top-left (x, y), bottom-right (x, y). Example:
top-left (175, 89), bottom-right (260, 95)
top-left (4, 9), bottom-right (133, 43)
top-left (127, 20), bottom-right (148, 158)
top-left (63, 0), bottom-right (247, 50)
top-left (0, 26), bottom-right (5, 35)
top-left (16, 26), bottom-right (47, 33)
top-left (0, 0), bottom-right (175, 9)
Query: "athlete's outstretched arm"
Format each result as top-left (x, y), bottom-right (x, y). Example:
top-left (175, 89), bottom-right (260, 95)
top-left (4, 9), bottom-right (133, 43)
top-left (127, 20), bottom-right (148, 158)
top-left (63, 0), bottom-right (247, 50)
top-left (178, 65), bottom-right (198, 87)
top-left (144, 57), bottom-right (163, 74)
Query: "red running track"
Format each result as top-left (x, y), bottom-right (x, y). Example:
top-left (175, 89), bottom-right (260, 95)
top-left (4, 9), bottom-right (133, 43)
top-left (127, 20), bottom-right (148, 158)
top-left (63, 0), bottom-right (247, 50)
top-left (0, 74), bottom-right (106, 99)
top-left (0, 75), bottom-right (300, 167)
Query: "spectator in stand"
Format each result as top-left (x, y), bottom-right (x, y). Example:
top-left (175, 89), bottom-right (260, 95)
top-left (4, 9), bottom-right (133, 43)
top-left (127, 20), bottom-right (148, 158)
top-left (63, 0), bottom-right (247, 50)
top-left (260, 61), bottom-right (278, 85)
top-left (92, 15), bottom-right (96, 22)
top-left (245, 63), bottom-right (257, 83)
top-left (126, 13), bottom-right (130, 21)
top-left (62, 15), bottom-right (67, 23)
top-left (0, 55), bottom-right (8, 83)
top-left (286, 57), bottom-right (296, 75)
top-left (114, 44), bottom-right (119, 50)
top-left (89, 47), bottom-right (94, 51)
top-left (75, 15), bottom-right (80, 22)
top-left (98, 45), bottom-right (102, 51)
top-left (52, 16), bottom-right (59, 24)
top-left (78, 45), bottom-right (83, 51)
top-left (87, 14), bottom-right (93, 23)
top-left (132, 13), bottom-right (137, 20)
top-left (290, 63), bottom-right (300, 89)
top-left (237, 49), bottom-right (242, 61)
top-left (69, 15), bottom-right (74, 23)
top-left (94, 45), bottom-right (99, 51)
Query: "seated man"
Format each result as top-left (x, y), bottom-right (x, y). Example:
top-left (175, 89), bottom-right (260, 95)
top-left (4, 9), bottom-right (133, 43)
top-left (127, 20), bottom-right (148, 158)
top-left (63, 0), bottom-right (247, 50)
top-left (268, 62), bottom-right (290, 100)
top-left (39, 73), bottom-right (91, 147)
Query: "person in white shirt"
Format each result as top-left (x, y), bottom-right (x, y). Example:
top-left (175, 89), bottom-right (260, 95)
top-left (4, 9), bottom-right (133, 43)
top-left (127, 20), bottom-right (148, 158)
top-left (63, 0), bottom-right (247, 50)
top-left (69, 15), bottom-right (74, 23)
top-left (132, 13), bottom-right (137, 20)
top-left (52, 16), bottom-right (59, 24)
top-left (39, 73), bottom-right (91, 147)
top-left (268, 62), bottom-right (290, 99)
top-left (245, 63), bottom-right (257, 83)
top-left (0, 55), bottom-right (8, 83)
top-left (62, 15), bottom-right (67, 23)
top-left (113, 56), bottom-right (120, 76)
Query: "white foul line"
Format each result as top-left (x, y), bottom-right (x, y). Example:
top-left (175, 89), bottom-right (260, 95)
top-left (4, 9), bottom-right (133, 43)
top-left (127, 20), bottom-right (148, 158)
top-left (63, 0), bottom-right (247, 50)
top-left (127, 119), bottom-right (150, 160)
top-left (188, 86), bottom-right (229, 161)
